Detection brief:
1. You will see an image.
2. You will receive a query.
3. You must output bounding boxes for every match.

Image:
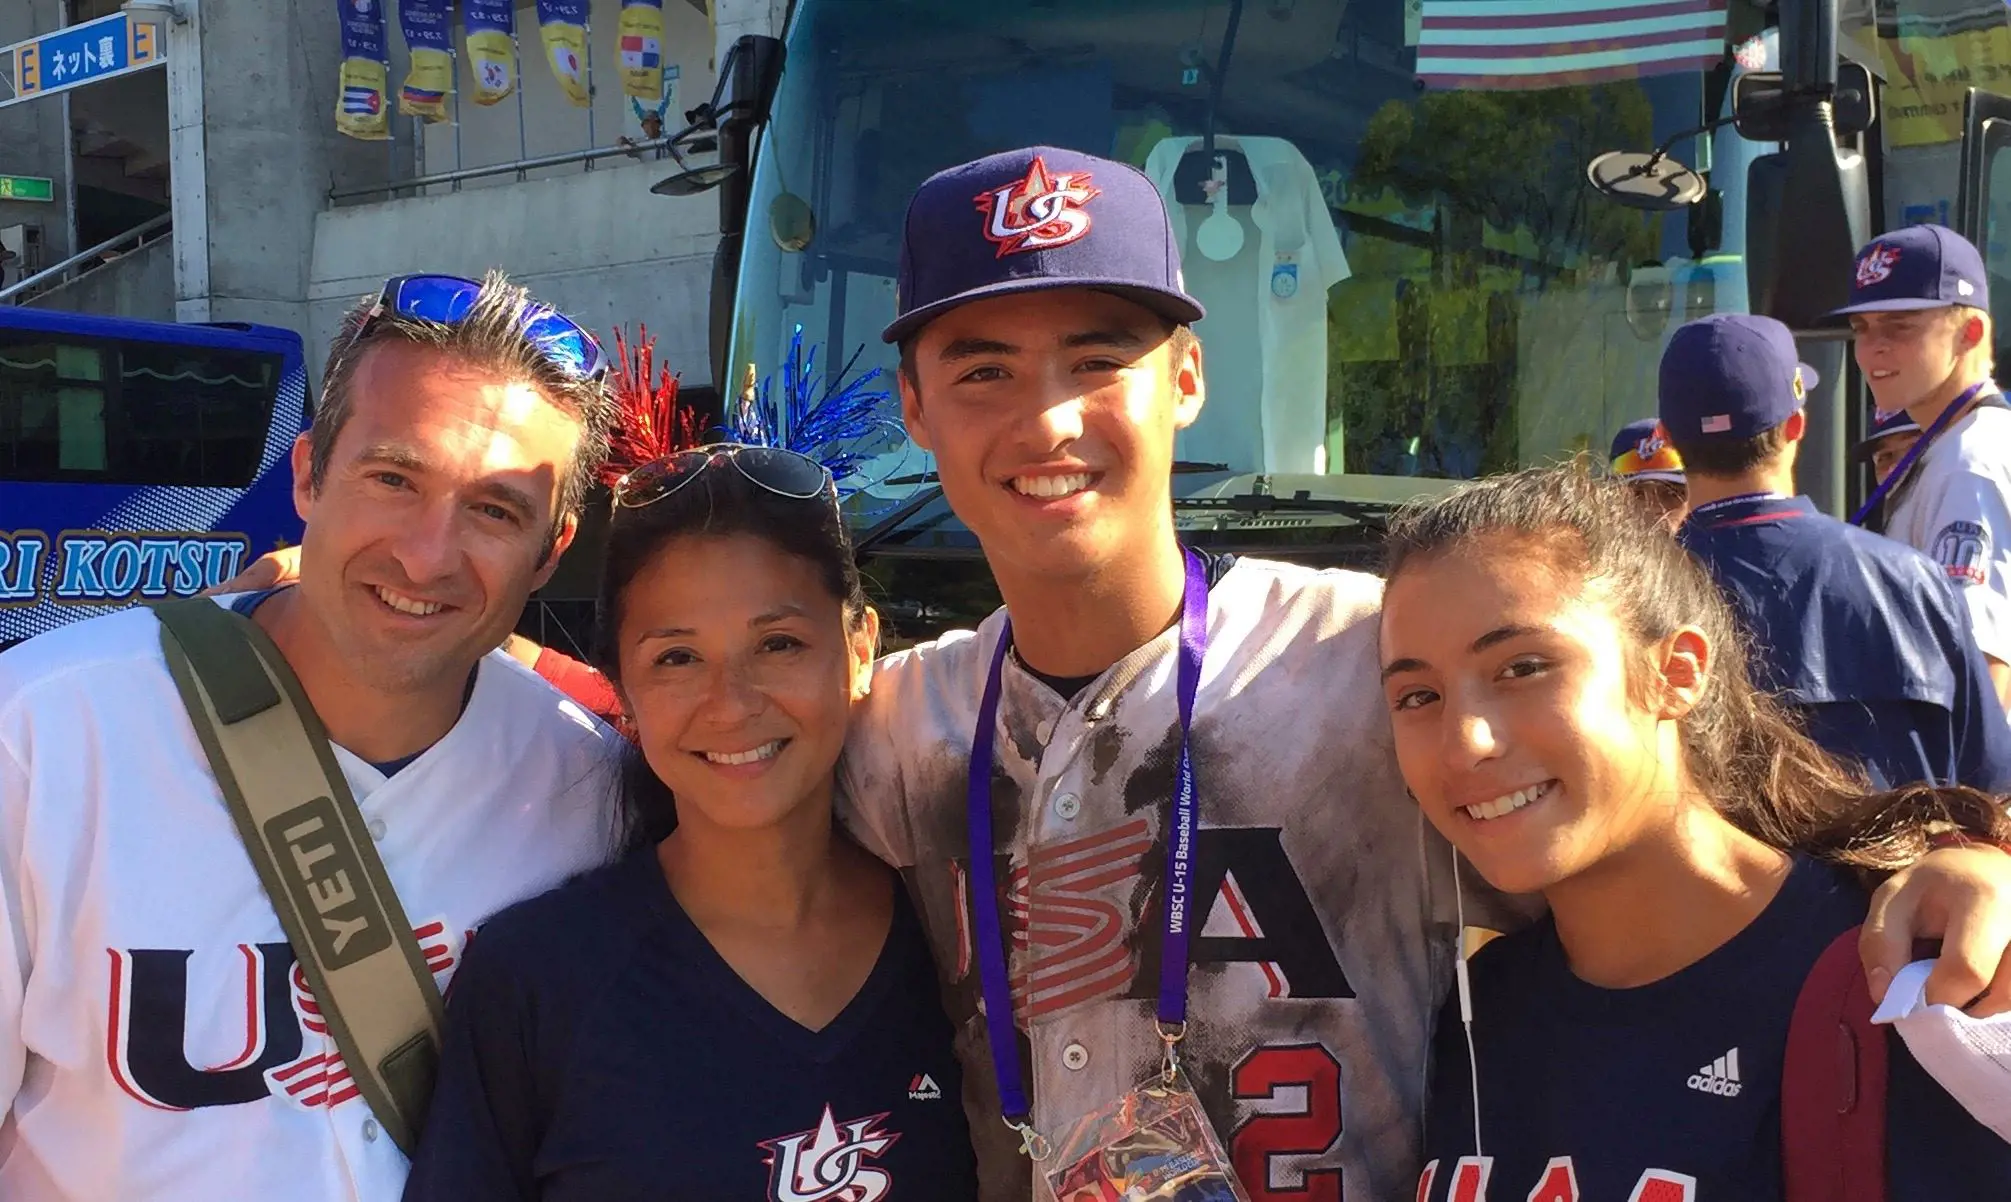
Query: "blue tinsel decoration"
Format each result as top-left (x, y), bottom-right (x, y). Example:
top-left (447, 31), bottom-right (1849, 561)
top-left (725, 326), bottom-right (901, 492)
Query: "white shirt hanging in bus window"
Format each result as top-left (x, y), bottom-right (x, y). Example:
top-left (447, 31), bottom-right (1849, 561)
top-left (1144, 136), bottom-right (1350, 476)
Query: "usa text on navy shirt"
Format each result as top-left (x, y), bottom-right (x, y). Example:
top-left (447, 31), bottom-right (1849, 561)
top-left (1420, 854), bottom-right (2011, 1201)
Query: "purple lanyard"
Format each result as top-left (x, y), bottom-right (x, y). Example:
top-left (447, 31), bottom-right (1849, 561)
top-left (1849, 381), bottom-right (1990, 526)
top-left (965, 548), bottom-right (1208, 1125)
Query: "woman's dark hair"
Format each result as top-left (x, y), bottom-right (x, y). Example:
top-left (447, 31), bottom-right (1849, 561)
top-left (1381, 463), bottom-right (2010, 871)
top-left (592, 461), bottom-right (871, 850)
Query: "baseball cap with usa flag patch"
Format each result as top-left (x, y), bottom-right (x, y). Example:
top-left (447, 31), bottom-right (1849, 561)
top-left (881, 146), bottom-right (1206, 345)
top-left (1658, 314), bottom-right (1818, 441)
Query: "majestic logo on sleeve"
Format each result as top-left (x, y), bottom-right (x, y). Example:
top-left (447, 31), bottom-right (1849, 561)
top-left (1933, 519), bottom-right (1990, 586)
top-left (761, 1106), bottom-right (900, 1202)
top-left (974, 157), bottom-right (1100, 258)
top-left (1856, 243), bottom-right (1901, 287)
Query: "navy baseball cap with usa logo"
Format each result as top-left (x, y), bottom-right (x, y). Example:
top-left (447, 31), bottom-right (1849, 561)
top-left (1607, 418), bottom-right (1686, 484)
top-left (880, 146), bottom-right (1206, 344)
top-left (1831, 224), bottom-right (1991, 316)
top-left (1658, 314), bottom-right (1819, 441)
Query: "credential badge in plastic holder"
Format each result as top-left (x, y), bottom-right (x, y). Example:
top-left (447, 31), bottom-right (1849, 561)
top-left (1041, 1062), bottom-right (1249, 1202)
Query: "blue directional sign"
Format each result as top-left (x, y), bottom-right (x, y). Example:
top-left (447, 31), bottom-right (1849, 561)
top-left (1, 12), bottom-right (164, 111)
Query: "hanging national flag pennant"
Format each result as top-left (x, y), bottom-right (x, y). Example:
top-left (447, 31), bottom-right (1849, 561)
top-left (463, 0), bottom-right (516, 105)
top-left (397, 0), bottom-right (454, 121)
top-left (617, 0), bottom-right (666, 101)
top-left (1416, 0), bottom-right (1728, 90)
top-left (335, 0), bottom-right (390, 140)
top-left (536, 0), bottom-right (591, 107)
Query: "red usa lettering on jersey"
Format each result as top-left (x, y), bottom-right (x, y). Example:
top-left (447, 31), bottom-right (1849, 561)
top-left (951, 824), bottom-right (1354, 1020)
top-left (1417, 1156), bottom-right (1699, 1202)
top-left (105, 917), bottom-right (468, 1112)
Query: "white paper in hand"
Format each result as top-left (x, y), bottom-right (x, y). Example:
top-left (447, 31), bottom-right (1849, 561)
top-left (1870, 959), bottom-right (2011, 1141)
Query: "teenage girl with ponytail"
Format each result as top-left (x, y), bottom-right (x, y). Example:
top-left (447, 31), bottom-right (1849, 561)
top-left (1377, 465), bottom-right (2011, 1201)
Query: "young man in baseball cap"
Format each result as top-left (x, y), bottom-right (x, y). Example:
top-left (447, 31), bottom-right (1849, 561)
top-left (838, 150), bottom-right (2011, 1200)
top-left (1606, 417), bottom-right (1688, 528)
top-left (1861, 407), bottom-right (1924, 486)
top-left (1659, 313), bottom-right (2011, 791)
top-left (1836, 223), bottom-right (2011, 707)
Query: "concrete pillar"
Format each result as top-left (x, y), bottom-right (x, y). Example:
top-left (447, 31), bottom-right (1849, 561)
top-left (0, 0), bottom-right (78, 271)
top-left (168, 0), bottom-right (382, 339)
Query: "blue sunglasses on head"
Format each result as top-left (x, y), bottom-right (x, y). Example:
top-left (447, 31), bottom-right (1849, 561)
top-left (346, 273), bottom-right (608, 383)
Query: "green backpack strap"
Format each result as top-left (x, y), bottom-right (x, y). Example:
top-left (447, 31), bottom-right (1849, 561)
top-left (153, 597), bottom-right (444, 1154)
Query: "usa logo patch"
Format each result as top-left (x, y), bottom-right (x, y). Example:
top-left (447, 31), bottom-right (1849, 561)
top-left (1857, 244), bottom-right (1901, 288)
top-left (1933, 519), bottom-right (1990, 586)
top-left (974, 156), bottom-right (1099, 258)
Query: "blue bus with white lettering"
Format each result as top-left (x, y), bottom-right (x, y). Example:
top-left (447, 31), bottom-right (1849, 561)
top-left (1, 306), bottom-right (309, 647)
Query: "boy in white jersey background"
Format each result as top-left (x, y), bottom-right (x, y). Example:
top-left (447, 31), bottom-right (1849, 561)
top-left (837, 147), bottom-right (2011, 1202)
top-left (1838, 224), bottom-right (2011, 710)
top-left (0, 274), bottom-right (623, 1201)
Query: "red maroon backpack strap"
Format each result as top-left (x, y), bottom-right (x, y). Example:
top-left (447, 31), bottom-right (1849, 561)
top-left (1781, 925), bottom-right (1889, 1202)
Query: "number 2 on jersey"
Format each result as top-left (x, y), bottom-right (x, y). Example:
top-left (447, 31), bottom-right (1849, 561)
top-left (1231, 1044), bottom-right (1343, 1201)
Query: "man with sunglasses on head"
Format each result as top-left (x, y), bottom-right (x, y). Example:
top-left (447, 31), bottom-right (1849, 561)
top-left (0, 272), bottom-right (623, 1200)
top-left (834, 149), bottom-right (2011, 1201)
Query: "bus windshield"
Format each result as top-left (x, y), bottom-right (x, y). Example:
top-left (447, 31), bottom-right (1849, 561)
top-left (726, 0), bottom-right (1771, 554)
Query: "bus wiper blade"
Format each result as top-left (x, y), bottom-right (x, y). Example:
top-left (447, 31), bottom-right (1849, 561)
top-left (1172, 490), bottom-right (1393, 520)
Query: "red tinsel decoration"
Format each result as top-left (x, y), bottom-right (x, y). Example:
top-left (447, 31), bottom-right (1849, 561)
top-left (600, 324), bottom-right (703, 487)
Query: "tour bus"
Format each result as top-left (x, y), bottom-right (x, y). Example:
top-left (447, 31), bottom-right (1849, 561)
top-left (0, 306), bottom-right (309, 648)
top-left (674, 0), bottom-right (2011, 641)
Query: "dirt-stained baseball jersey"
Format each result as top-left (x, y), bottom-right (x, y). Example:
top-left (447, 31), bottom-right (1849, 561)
top-left (0, 602), bottom-right (621, 1201)
top-left (841, 556), bottom-right (1524, 1202)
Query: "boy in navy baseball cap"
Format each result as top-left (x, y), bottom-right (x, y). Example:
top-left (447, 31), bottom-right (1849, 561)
top-left (1834, 224), bottom-right (2011, 706)
top-left (1858, 407), bottom-right (1924, 485)
top-left (884, 145), bottom-right (1209, 587)
top-left (1657, 312), bottom-right (1817, 450)
top-left (1833, 224), bottom-right (1995, 428)
top-left (857, 144), bottom-right (1492, 1200)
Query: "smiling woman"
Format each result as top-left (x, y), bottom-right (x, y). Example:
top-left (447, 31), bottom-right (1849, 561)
top-left (402, 451), bottom-right (979, 1201)
top-left (1375, 465), bottom-right (2011, 1202)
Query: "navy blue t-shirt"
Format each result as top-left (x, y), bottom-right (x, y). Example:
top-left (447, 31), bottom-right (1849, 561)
top-left (1679, 494), bottom-right (2011, 792)
top-left (1421, 855), bottom-right (2011, 1201)
top-left (403, 848), bottom-right (979, 1201)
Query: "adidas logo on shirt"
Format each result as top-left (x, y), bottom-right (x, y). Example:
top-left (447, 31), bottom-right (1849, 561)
top-left (908, 1073), bottom-right (942, 1101)
top-left (1687, 1048), bottom-right (1743, 1097)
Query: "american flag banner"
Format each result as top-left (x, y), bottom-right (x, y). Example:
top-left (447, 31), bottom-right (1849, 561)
top-left (1417, 0), bottom-right (1729, 90)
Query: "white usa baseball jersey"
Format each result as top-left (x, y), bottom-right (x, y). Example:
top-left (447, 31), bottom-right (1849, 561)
top-left (0, 602), bottom-right (621, 1201)
top-left (840, 557), bottom-right (1527, 1202)
top-left (1887, 396), bottom-right (2011, 668)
